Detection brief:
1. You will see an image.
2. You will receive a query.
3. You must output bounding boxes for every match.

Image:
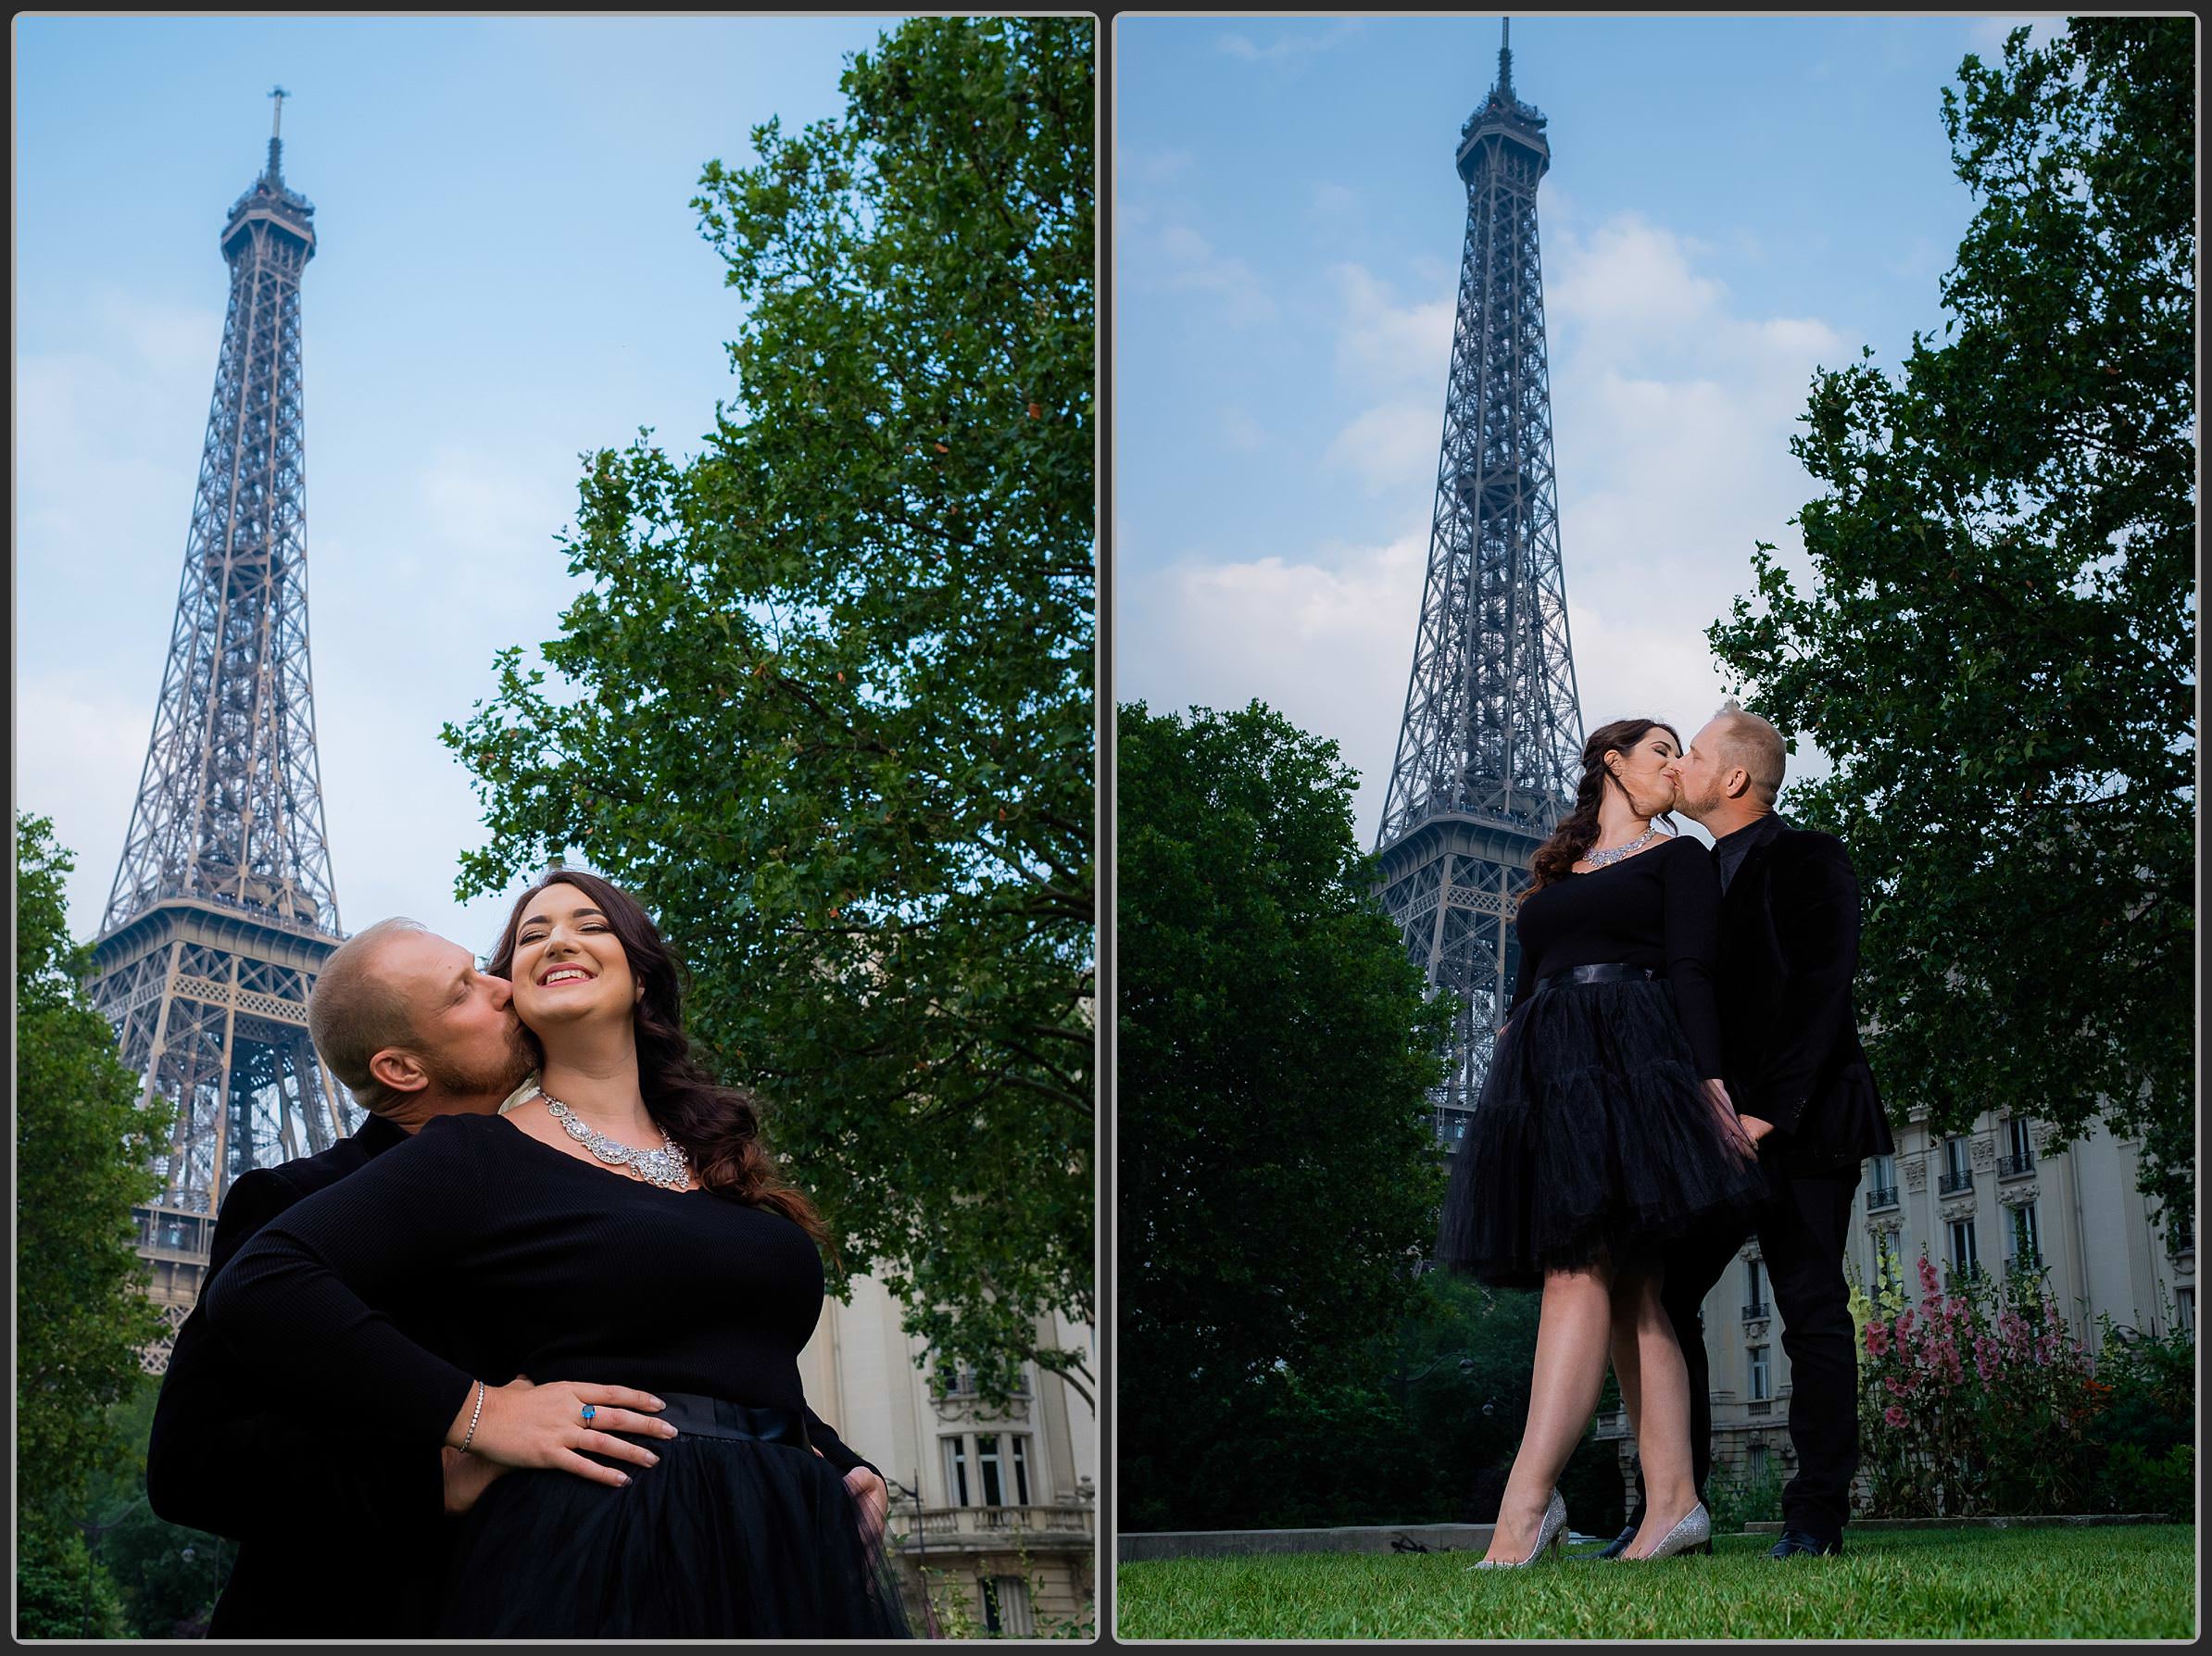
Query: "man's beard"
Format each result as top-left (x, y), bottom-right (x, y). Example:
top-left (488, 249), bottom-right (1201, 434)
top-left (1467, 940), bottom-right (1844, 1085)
top-left (1679, 779), bottom-right (1724, 821)
top-left (422, 1022), bottom-right (537, 1103)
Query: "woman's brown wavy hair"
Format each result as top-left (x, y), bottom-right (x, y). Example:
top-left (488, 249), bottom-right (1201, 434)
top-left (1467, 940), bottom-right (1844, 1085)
top-left (487, 868), bottom-right (831, 1249)
top-left (1527, 717), bottom-right (1682, 893)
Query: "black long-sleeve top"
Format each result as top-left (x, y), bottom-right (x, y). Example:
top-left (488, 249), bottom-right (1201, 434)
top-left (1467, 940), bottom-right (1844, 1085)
top-left (1507, 833), bottom-right (1728, 1078)
top-left (205, 1111), bottom-right (852, 1462)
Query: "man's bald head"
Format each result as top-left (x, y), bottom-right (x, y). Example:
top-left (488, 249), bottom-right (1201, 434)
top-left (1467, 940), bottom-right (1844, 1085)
top-left (308, 919), bottom-right (428, 1116)
top-left (1709, 697), bottom-right (1787, 807)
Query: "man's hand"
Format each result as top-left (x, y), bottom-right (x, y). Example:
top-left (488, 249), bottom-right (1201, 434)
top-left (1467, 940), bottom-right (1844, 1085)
top-left (1739, 1113), bottom-right (1778, 1145)
top-left (441, 1446), bottom-right (509, 1516)
top-left (844, 1465), bottom-right (891, 1549)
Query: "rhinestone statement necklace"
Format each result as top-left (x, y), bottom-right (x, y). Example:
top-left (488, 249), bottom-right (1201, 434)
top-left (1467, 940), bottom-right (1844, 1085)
top-left (538, 1089), bottom-right (693, 1190)
top-left (1579, 823), bottom-right (1666, 870)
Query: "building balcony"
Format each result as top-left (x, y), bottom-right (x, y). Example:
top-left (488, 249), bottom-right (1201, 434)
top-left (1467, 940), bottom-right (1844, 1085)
top-left (890, 1504), bottom-right (1094, 1557)
top-left (1866, 1184), bottom-right (1900, 1212)
top-left (1996, 1154), bottom-right (2035, 1180)
top-left (1747, 1399), bottom-right (1772, 1416)
top-left (1741, 1301), bottom-right (1769, 1322)
top-left (1593, 1409), bottom-right (1629, 1441)
top-left (1938, 1170), bottom-right (1974, 1196)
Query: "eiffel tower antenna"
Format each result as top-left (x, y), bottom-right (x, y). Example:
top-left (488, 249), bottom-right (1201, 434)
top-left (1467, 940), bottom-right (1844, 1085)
top-left (90, 107), bottom-right (353, 1367)
top-left (1375, 20), bottom-right (1584, 1146)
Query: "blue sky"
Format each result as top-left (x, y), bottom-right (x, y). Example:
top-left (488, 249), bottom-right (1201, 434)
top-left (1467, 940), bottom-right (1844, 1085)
top-left (16, 15), bottom-right (915, 954)
top-left (1115, 13), bottom-right (2066, 844)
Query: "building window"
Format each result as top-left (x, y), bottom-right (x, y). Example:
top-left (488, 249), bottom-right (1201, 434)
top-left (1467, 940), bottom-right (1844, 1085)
top-left (1747, 1443), bottom-right (1768, 1478)
top-left (978, 1575), bottom-right (1036, 1637)
top-left (2176, 1286), bottom-right (2193, 1336)
top-left (1939, 1136), bottom-right (1974, 1196)
top-left (945, 1433), bottom-right (1034, 1508)
top-left (2006, 1203), bottom-right (2042, 1272)
top-left (2003, 1116), bottom-right (2036, 1175)
top-left (1948, 1217), bottom-right (1980, 1281)
top-left (1743, 1259), bottom-right (1767, 1320)
top-left (1748, 1345), bottom-right (1771, 1402)
top-left (1867, 1154), bottom-right (1898, 1211)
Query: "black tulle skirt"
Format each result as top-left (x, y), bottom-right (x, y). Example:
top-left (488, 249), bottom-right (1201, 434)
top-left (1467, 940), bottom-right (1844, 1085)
top-left (1437, 972), bottom-right (1769, 1289)
top-left (434, 1397), bottom-right (912, 1639)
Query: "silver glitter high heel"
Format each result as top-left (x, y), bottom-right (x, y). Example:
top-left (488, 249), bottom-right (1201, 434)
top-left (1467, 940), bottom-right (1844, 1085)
top-left (1627, 1500), bottom-right (1711, 1561)
top-left (1468, 1487), bottom-right (1568, 1569)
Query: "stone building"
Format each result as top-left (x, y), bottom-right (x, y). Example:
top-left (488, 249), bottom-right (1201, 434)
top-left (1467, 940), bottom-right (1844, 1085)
top-left (801, 1272), bottom-right (1097, 1635)
top-left (1598, 1106), bottom-right (2193, 1498)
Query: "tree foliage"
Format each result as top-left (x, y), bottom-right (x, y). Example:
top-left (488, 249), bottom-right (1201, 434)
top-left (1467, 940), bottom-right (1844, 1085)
top-left (16, 814), bottom-right (175, 1634)
top-left (1118, 701), bottom-right (1455, 1527)
top-left (439, 18), bottom-right (1092, 1403)
top-left (1708, 19), bottom-right (2193, 1209)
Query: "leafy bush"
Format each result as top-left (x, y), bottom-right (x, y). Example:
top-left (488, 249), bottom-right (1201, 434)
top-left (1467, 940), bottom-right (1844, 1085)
top-left (16, 1516), bottom-right (129, 1639)
top-left (1855, 1250), bottom-right (2195, 1517)
top-left (1705, 1459), bottom-right (1786, 1536)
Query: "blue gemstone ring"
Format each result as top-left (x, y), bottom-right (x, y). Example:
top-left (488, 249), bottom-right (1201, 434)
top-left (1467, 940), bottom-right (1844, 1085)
top-left (580, 1404), bottom-right (597, 1424)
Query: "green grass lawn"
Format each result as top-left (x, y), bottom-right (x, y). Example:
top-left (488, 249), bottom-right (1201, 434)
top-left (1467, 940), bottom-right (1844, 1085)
top-left (1115, 1524), bottom-right (2196, 1639)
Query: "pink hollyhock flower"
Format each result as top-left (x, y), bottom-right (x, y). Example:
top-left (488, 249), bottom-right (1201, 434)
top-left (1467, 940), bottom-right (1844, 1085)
top-left (1974, 1335), bottom-right (2000, 1383)
top-left (1897, 1308), bottom-right (1917, 1336)
top-left (1885, 1374), bottom-right (1915, 1399)
top-left (1918, 1255), bottom-right (1942, 1298)
top-left (1865, 1321), bottom-right (1891, 1358)
top-left (1883, 1404), bottom-right (1907, 1429)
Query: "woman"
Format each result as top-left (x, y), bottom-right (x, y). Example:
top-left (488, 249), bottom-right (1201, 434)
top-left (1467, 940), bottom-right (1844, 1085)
top-left (207, 869), bottom-right (911, 1638)
top-left (1438, 718), bottom-right (1766, 1567)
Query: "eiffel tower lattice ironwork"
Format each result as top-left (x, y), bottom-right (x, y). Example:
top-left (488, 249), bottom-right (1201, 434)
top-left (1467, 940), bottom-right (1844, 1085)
top-left (1374, 21), bottom-right (1585, 1150)
top-left (89, 93), bottom-right (363, 1367)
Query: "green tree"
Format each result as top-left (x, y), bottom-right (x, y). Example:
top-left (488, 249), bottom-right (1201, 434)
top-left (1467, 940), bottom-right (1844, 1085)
top-left (1709, 19), bottom-right (2193, 1209)
top-left (1118, 700), bottom-right (1452, 1530)
top-left (440, 18), bottom-right (1092, 1404)
top-left (15, 813), bottom-right (174, 1635)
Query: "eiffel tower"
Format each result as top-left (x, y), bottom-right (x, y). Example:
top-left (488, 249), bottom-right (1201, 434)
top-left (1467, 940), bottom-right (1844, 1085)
top-left (1375, 21), bottom-right (1585, 1149)
top-left (89, 92), bottom-right (362, 1365)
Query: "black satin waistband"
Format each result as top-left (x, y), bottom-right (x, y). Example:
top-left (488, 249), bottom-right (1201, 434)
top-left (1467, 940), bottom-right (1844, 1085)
top-left (1532, 962), bottom-right (1661, 996)
top-left (631, 1392), bottom-right (812, 1450)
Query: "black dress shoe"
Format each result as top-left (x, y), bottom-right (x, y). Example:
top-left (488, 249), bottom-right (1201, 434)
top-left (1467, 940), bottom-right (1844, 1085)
top-left (1767, 1530), bottom-right (1842, 1558)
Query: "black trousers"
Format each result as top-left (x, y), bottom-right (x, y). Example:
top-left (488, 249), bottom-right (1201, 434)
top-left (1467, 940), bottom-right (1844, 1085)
top-left (1632, 1157), bottom-right (1863, 1544)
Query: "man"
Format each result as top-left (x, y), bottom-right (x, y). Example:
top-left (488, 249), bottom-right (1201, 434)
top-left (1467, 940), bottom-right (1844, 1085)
top-left (1600, 701), bottom-right (1893, 1561)
top-left (148, 918), bottom-right (887, 1635)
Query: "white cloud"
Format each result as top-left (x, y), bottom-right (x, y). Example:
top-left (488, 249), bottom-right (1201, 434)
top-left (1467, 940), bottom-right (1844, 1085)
top-left (1125, 206), bottom-right (1852, 839)
top-left (1151, 223), bottom-right (1278, 325)
top-left (1121, 528), bottom-right (1429, 834)
top-left (1217, 406), bottom-right (1268, 454)
top-left (1216, 21), bottom-right (1361, 65)
top-left (1329, 263), bottom-right (1453, 394)
top-left (1967, 16), bottom-right (2066, 54)
top-left (1324, 402), bottom-right (1437, 496)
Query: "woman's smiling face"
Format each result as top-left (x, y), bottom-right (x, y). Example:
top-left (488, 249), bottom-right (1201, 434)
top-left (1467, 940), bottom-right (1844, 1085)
top-left (509, 879), bottom-right (639, 1035)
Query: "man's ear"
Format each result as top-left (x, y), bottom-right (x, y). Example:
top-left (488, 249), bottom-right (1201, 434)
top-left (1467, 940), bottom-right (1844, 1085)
top-left (368, 1048), bottom-right (432, 1097)
top-left (1723, 765), bottom-right (1754, 801)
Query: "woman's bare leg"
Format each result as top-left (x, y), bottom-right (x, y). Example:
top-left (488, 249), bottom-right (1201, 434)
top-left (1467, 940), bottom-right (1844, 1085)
top-left (1606, 1265), bottom-right (1649, 1545)
top-left (1487, 1261), bottom-right (1615, 1562)
top-left (1620, 1265), bottom-right (1701, 1559)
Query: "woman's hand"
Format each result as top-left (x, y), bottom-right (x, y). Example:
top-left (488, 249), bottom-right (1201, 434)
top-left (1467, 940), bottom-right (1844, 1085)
top-left (446, 1375), bottom-right (675, 1487)
top-left (844, 1465), bottom-right (890, 1549)
top-left (440, 1446), bottom-right (509, 1515)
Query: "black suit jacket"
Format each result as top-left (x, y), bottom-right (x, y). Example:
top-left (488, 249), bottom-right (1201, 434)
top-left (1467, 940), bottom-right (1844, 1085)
top-left (149, 1113), bottom-right (883, 1637)
top-left (147, 1116), bottom-right (451, 1637)
top-left (1715, 814), bottom-right (1896, 1175)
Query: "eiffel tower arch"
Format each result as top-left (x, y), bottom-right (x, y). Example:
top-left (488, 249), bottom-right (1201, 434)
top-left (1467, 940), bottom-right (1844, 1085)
top-left (1375, 22), bottom-right (1585, 1151)
top-left (87, 94), bottom-right (363, 1369)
